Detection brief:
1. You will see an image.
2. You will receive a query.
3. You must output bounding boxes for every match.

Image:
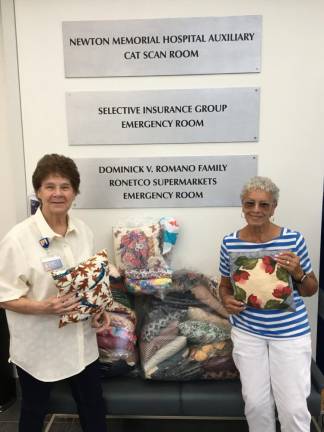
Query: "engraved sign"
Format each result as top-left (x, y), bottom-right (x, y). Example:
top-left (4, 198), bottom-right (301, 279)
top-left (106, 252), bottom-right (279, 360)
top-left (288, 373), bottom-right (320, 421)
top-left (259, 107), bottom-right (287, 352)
top-left (73, 155), bottom-right (257, 209)
top-left (62, 15), bottom-right (262, 77)
top-left (66, 87), bottom-right (260, 145)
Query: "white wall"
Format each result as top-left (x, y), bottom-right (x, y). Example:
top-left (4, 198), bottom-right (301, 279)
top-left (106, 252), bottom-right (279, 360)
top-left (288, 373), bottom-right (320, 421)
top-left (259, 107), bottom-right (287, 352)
top-left (0, 1), bottom-right (19, 237)
top-left (0, 0), bottom-right (26, 236)
top-left (0, 5), bottom-right (13, 237)
top-left (1, 0), bottom-right (323, 354)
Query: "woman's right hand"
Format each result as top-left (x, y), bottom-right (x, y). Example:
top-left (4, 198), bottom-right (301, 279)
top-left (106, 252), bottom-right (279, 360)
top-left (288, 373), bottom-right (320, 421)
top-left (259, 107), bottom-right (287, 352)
top-left (0, 293), bottom-right (80, 315)
top-left (219, 275), bottom-right (246, 315)
top-left (43, 292), bottom-right (80, 315)
top-left (221, 294), bottom-right (246, 315)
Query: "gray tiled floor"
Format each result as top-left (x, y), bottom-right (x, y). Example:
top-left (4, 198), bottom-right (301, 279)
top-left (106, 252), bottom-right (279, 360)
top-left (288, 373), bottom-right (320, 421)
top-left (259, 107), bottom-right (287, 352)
top-left (0, 399), bottom-right (322, 432)
top-left (1, 399), bottom-right (251, 432)
top-left (0, 405), bottom-right (251, 432)
top-left (47, 417), bottom-right (252, 432)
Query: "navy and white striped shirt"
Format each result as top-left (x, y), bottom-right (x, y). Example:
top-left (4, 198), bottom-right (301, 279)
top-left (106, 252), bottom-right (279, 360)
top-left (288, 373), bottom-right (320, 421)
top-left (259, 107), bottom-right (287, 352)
top-left (219, 228), bottom-right (312, 339)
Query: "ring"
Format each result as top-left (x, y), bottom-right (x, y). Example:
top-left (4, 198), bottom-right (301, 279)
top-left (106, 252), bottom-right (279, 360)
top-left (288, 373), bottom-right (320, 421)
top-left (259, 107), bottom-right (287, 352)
top-left (286, 260), bottom-right (290, 265)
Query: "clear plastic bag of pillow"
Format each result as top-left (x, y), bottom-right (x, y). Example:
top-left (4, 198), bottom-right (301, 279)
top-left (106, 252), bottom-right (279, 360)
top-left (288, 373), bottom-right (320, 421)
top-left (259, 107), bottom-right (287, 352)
top-left (137, 270), bottom-right (238, 381)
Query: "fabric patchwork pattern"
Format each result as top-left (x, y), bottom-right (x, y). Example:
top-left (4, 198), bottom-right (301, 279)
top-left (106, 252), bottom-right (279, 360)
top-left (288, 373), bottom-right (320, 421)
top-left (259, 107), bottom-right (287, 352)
top-left (189, 340), bottom-right (234, 362)
top-left (126, 276), bottom-right (173, 296)
top-left (187, 307), bottom-right (230, 329)
top-left (149, 348), bottom-right (203, 380)
top-left (137, 270), bottom-right (237, 381)
top-left (159, 216), bottom-right (179, 255)
top-left (140, 320), bottom-right (179, 363)
top-left (52, 249), bottom-right (113, 327)
top-left (97, 288), bottom-right (138, 375)
top-left (113, 224), bottom-right (163, 270)
top-left (141, 310), bottom-right (187, 342)
top-left (191, 285), bottom-right (229, 318)
top-left (143, 335), bottom-right (187, 375)
top-left (179, 320), bottom-right (231, 345)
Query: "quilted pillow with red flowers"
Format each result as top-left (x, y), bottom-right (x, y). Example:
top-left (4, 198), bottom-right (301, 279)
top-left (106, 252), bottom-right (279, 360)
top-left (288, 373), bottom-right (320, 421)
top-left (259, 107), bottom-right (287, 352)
top-left (229, 251), bottom-right (296, 311)
top-left (52, 249), bottom-right (113, 327)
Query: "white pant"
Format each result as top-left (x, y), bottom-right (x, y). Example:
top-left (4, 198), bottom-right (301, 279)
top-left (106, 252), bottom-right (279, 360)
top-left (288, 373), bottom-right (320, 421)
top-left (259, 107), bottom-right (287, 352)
top-left (231, 327), bottom-right (312, 432)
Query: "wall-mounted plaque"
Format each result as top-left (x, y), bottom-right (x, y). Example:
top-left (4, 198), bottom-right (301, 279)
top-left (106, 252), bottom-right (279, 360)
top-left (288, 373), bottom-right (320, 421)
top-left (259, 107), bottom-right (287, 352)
top-left (62, 15), bottom-right (262, 77)
top-left (66, 87), bottom-right (260, 145)
top-left (73, 155), bottom-right (257, 209)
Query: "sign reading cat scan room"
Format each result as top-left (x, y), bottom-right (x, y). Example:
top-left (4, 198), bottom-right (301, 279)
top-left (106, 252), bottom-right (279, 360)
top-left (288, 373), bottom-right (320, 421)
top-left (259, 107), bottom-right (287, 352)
top-left (62, 15), bottom-right (262, 77)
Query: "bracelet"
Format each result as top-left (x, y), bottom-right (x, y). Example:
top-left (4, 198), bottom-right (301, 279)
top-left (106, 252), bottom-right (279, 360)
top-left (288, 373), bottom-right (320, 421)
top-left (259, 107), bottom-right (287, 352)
top-left (296, 272), bottom-right (308, 283)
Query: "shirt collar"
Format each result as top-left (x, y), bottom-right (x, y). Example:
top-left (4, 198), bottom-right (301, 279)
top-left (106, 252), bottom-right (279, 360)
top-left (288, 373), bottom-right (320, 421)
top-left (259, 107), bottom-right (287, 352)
top-left (34, 207), bottom-right (77, 241)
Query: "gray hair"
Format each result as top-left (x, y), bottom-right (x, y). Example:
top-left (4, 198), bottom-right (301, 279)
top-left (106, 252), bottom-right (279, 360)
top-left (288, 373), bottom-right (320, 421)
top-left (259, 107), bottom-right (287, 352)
top-left (240, 176), bottom-right (280, 203)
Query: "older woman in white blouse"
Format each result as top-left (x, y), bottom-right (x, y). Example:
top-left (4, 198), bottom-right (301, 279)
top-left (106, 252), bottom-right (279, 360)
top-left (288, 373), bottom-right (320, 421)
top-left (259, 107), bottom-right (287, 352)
top-left (0, 154), bottom-right (108, 432)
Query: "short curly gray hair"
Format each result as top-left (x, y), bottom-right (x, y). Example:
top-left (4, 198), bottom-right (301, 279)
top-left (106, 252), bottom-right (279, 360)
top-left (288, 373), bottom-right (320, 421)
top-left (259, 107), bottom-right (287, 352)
top-left (240, 176), bottom-right (280, 203)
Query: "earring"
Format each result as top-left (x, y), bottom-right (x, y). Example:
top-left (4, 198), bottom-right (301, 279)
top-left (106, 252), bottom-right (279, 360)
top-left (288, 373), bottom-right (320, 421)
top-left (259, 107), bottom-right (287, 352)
top-left (241, 212), bottom-right (245, 219)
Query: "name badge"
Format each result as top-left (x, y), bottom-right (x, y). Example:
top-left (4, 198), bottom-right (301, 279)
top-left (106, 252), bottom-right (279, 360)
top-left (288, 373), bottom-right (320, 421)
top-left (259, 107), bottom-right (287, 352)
top-left (41, 256), bottom-right (63, 272)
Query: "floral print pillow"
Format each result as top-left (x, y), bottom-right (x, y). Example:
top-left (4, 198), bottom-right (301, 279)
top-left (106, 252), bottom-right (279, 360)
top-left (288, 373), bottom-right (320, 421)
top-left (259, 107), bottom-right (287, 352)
top-left (229, 251), bottom-right (296, 311)
top-left (52, 249), bottom-right (113, 327)
top-left (113, 224), bottom-right (163, 270)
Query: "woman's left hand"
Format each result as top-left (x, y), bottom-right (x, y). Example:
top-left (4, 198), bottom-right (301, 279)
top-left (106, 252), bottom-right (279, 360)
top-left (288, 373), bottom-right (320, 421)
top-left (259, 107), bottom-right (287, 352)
top-left (91, 310), bottom-right (110, 329)
top-left (274, 252), bottom-right (304, 281)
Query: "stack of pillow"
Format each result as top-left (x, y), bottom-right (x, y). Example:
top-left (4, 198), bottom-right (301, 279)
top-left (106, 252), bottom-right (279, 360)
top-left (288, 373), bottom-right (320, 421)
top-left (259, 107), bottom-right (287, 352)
top-left (52, 250), bottom-right (138, 377)
top-left (112, 217), bottom-right (179, 298)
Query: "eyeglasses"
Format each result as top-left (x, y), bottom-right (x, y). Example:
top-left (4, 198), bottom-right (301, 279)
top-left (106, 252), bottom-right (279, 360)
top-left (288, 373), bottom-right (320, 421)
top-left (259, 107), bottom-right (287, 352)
top-left (242, 200), bottom-right (273, 210)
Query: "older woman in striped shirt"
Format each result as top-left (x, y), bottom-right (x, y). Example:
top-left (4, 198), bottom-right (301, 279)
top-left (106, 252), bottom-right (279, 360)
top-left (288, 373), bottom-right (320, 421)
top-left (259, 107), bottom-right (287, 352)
top-left (219, 176), bottom-right (318, 432)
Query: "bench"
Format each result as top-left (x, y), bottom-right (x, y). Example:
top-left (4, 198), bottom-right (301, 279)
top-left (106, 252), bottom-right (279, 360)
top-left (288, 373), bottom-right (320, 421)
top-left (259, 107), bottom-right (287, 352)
top-left (45, 358), bottom-right (324, 431)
